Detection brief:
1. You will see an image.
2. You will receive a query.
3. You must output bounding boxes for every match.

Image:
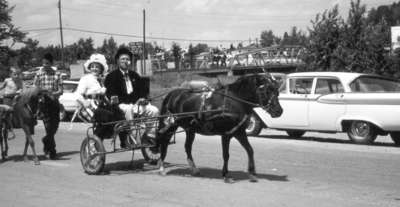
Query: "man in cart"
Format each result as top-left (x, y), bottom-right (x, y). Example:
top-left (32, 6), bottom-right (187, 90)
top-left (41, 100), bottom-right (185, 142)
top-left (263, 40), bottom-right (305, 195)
top-left (104, 47), bottom-right (159, 148)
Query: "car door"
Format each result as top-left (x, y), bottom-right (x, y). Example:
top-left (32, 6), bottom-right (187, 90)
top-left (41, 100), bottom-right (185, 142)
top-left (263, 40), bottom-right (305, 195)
top-left (268, 77), bottom-right (314, 127)
top-left (308, 77), bottom-right (346, 131)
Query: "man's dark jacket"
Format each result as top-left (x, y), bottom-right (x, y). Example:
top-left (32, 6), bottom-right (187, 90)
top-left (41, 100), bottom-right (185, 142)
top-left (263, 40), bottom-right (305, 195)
top-left (104, 69), bottom-right (149, 104)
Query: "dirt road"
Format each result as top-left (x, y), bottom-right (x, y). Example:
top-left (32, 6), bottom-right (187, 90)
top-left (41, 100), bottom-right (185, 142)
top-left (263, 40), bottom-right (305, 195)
top-left (0, 122), bottom-right (399, 207)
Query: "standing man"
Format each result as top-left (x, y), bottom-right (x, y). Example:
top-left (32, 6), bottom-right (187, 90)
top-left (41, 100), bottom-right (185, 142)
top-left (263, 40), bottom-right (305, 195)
top-left (33, 53), bottom-right (62, 159)
top-left (104, 47), bottom-right (159, 148)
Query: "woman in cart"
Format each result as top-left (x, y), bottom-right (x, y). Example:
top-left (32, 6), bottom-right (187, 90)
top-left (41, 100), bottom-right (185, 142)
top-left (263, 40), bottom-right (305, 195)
top-left (76, 53), bottom-right (107, 101)
top-left (74, 53), bottom-right (108, 121)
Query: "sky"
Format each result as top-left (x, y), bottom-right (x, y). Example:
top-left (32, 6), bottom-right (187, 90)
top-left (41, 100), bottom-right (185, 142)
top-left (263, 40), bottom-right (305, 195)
top-left (7, 0), bottom-right (398, 49)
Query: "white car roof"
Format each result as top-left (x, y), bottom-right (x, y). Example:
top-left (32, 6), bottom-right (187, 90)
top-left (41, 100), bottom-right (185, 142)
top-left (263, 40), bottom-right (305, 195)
top-left (287, 72), bottom-right (364, 85)
top-left (62, 80), bottom-right (79, 84)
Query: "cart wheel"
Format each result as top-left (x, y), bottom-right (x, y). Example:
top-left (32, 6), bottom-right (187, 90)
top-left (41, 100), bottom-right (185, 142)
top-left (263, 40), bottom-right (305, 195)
top-left (141, 147), bottom-right (160, 165)
top-left (80, 135), bottom-right (106, 174)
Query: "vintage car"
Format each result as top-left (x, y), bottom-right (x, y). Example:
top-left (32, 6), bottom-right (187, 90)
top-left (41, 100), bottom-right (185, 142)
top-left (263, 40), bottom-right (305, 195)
top-left (247, 72), bottom-right (400, 145)
top-left (58, 79), bottom-right (80, 121)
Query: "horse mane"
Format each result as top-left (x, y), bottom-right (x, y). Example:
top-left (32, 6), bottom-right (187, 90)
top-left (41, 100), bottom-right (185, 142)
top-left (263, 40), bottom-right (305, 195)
top-left (16, 87), bottom-right (41, 105)
top-left (226, 75), bottom-right (260, 101)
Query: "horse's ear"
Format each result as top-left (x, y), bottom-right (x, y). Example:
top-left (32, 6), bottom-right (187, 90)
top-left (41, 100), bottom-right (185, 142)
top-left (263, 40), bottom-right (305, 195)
top-left (216, 77), bottom-right (223, 88)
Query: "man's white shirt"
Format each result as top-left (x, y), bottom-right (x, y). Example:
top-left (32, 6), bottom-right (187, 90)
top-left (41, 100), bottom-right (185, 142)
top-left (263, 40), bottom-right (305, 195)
top-left (120, 70), bottom-right (133, 94)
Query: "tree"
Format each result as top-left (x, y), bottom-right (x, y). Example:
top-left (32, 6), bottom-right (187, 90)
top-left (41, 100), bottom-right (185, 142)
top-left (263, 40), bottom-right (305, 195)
top-left (187, 44), bottom-right (195, 69)
top-left (192, 43), bottom-right (208, 55)
top-left (171, 42), bottom-right (181, 70)
top-left (305, 4), bottom-right (343, 71)
top-left (15, 38), bottom-right (39, 70)
top-left (260, 30), bottom-right (279, 47)
top-left (280, 27), bottom-right (308, 46)
top-left (74, 37), bottom-right (94, 60)
top-left (0, 0), bottom-right (25, 75)
top-left (98, 37), bottom-right (118, 64)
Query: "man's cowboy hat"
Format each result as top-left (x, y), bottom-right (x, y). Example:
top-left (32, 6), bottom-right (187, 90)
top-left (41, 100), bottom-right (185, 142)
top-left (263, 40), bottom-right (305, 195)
top-left (114, 46), bottom-right (133, 62)
top-left (84, 53), bottom-right (109, 73)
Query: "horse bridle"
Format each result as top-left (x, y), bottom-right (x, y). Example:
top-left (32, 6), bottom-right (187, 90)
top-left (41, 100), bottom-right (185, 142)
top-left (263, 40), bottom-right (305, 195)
top-left (255, 78), bottom-right (277, 111)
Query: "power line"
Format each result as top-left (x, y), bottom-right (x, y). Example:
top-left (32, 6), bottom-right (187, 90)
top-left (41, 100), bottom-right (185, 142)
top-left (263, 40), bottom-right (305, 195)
top-left (21, 26), bottom-right (247, 43)
top-left (62, 27), bottom-right (246, 43)
top-left (21, 28), bottom-right (59, 32)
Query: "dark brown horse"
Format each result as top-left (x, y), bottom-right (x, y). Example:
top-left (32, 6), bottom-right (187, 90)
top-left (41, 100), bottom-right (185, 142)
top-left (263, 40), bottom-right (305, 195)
top-left (12, 87), bottom-right (59, 165)
top-left (0, 104), bottom-right (12, 160)
top-left (156, 73), bottom-right (283, 183)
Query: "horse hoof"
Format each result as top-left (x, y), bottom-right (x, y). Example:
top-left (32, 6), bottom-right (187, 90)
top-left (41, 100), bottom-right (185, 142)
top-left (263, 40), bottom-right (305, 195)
top-left (192, 168), bottom-right (201, 176)
top-left (23, 156), bottom-right (29, 162)
top-left (159, 170), bottom-right (167, 176)
top-left (249, 174), bottom-right (258, 183)
top-left (34, 158), bottom-right (40, 165)
top-left (224, 177), bottom-right (235, 184)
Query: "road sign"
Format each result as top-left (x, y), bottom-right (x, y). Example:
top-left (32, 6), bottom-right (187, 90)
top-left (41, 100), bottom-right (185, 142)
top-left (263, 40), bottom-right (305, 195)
top-left (129, 42), bottom-right (143, 54)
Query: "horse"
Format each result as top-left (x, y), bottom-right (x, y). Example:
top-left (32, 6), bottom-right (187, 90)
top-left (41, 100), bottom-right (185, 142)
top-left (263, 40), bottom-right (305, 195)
top-left (156, 73), bottom-right (283, 183)
top-left (0, 104), bottom-right (13, 160)
top-left (12, 87), bottom-right (60, 165)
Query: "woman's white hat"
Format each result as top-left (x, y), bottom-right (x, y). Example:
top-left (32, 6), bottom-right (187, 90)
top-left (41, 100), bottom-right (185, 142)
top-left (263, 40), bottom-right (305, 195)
top-left (84, 53), bottom-right (108, 73)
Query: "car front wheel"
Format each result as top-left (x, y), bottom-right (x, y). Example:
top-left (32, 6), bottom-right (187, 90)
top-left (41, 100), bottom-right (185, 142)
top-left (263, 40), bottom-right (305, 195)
top-left (347, 121), bottom-right (377, 144)
top-left (390, 132), bottom-right (400, 146)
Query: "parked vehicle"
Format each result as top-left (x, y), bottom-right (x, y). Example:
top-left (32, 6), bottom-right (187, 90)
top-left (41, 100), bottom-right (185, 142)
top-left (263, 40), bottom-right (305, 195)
top-left (247, 72), bottom-right (400, 145)
top-left (59, 79), bottom-right (79, 121)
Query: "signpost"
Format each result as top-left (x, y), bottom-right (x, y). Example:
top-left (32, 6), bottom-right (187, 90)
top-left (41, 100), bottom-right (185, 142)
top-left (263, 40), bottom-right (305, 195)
top-left (391, 26), bottom-right (400, 52)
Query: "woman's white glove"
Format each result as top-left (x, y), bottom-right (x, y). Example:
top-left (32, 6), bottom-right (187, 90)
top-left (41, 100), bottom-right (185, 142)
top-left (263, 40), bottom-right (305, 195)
top-left (99, 87), bottom-right (106, 94)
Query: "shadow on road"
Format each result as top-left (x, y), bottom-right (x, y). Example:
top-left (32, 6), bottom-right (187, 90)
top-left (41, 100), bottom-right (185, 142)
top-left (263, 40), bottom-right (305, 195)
top-left (100, 160), bottom-right (289, 182)
top-left (254, 134), bottom-right (398, 148)
top-left (101, 159), bottom-right (161, 175)
top-left (166, 167), bottom-right (289, 182)
top-left (0, 150), bottom-right (79, 164)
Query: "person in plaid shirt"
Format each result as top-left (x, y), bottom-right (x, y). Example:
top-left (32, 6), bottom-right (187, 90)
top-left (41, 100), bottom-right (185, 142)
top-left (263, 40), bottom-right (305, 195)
top-left (33, 53), bottom-right (63, 159)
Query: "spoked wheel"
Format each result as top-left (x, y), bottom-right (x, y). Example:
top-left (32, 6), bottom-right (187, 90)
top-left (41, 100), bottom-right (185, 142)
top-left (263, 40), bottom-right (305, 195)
top-left (80, 135), bottom-right (106, 174)
top-left (141, 147), bottom-right (160, 165)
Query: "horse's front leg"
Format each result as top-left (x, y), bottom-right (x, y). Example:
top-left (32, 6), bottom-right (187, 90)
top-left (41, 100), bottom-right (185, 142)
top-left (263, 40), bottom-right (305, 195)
top-left (21, 125), bottom-right (40, 165)
top-left (221, 135), bottom-right (233, 183)
top-left (158, 136), bottom-right (170, 176)
top-left (0, 132), bottom-right (4, 160)
top-left (235, 130), bottom-right (257, 182)
top-left (185, 129), bottom-right (200, 176)
top-left (158, 126), bottom-right (177, 176)
top-left (4, 131), bottom-right (8, 160)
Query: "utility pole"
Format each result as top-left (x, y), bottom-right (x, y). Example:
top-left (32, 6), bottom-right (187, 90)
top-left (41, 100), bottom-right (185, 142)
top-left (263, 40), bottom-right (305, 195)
top-left (142, 9), bottom-right (146, 75)
top-left (58, 0), bottom-right (65, 68)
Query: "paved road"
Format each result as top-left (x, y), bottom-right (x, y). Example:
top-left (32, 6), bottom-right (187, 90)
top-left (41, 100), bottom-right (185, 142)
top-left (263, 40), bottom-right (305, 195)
top-left (0, 122), bottom-right (399, 207)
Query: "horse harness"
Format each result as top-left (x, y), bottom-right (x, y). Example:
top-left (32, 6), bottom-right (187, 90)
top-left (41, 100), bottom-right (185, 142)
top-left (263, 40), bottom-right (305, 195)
top-left (183, 84), bottom-right (270, 135)
top-left (160, 77), bottom-right (274, 135)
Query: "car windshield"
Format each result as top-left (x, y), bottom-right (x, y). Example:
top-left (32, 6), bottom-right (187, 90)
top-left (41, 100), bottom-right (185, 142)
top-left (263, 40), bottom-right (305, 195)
top-left (63, 83), bottom-right (77, 93)
top-left (350, 76), bottom-right (400, 92)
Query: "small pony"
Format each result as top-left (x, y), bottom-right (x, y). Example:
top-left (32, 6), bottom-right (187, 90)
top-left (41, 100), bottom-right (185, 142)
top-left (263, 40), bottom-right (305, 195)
top-left (0, 104), bottom-right (13, 160)
top-left (12, 87), bottom-right (59, 165)
top-left (156, 73), bottom-right (283, 183)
